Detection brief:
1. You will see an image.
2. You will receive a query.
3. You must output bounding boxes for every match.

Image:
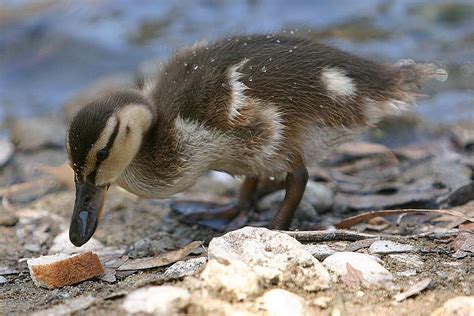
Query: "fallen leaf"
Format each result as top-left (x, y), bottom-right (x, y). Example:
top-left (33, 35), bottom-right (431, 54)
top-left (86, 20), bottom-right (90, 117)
top-left (393, 278), bottom-right (432, 302)
top-left (334, 142), bottom-right (399, 164)
top-left (344, 239), bottom-right (377, 252)
top-left (117, 241), bottom-right (203, 271)
top-left (451, 223), bottom-right (474, 253)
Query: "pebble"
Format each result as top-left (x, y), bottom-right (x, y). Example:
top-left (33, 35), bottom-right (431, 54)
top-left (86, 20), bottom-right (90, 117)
top-left (200, 259), bottom-right (261, 300)
top-left (122, 286), bottom-right (190, 315)
top-left (323, 252), bottom-right (393, 284)
top-left (164, 257), bottom-right (207, 279)
top-left (0, 138), bottom-right (14, 168)
top-left (10, 116), bottom-right (66, 151)
top-left (304, 244), bottom-right (336, 260)
top-left (0, 206), bottom-right (18, 227)
top-left (0, 276), bottom-right (7, 285)
top-left (369, 240), bottom-right (415, 254)
top-left (259, 289), bottom-right (307, 316)
top-left (304, 180), bottom-right (334, 212)
top-left (208, 227), bottom-right (331, 291)
top-left (431, 296), bottom-right (474, 316)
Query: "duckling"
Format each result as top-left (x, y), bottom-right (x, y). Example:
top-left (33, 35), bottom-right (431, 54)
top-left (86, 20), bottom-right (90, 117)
top-left (67, 34), bottom-right (447, 246)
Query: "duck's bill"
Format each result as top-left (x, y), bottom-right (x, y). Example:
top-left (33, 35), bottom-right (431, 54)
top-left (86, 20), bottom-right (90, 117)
top-left (69, 181), bottom-right (107, 247)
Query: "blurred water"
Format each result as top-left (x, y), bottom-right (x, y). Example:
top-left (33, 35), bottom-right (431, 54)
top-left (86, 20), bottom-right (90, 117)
top-left (0, 0), bottom-right (473, 122)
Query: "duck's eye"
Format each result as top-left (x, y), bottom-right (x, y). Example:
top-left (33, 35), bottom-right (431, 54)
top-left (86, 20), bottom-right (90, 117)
top-left (97, 148), bottom-right (108, 161)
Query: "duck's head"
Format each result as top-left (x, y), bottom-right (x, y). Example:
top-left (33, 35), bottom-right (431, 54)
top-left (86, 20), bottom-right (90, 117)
top-left (67, 88), bottom-right (154, 246)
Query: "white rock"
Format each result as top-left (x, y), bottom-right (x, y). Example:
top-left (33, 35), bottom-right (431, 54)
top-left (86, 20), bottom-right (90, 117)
top-left (164, 257), bottom-right (207, 279)
top-left (200, 259), bottom-right (261, 300)
top-left (260, 289), bottom-right (307, 316)
top-left (49, 230), bottom-right (104, 255)
top-left (304, 181), bottom-right (334, 211)
top-left (323, 252), bottom-right (393, 284)
top-left (122, 286), bottom-right (190, 315)
top-left (208, 227), bottom-right (331, 291)
top-left (0, 138), bottom-right (14, 168)
top-left (368, 240), bottom-right (415, 254)
top-left (304, 244), bottom-right (336, 260)
top-left (431, 296), bottom-right (474, 316)
top-left (0, 276), bottom-right (7, 284)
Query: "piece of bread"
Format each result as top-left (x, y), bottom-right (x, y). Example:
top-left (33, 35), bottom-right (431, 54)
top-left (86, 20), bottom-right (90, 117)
top-left (27, 252), bottom-right (104, 289)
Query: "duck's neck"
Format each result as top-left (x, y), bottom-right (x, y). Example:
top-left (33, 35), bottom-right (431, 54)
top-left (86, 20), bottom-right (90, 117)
top-left (118, 114), bottom-right (228, 198)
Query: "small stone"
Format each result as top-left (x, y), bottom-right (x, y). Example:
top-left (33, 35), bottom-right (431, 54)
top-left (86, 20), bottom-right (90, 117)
top-left (0, 266), bottom-right (18, 275)
top-left (323, 252), bottom-right (393, 284)
top-left (0, 138), bottom-right (14, 168)
top-left (260, 289), bottom-right (307, 316)
top-left (0, 206), bottom-right (18, 227)
top-left (10, 116), bottom-right (66, 151)
top-left (200, 259), bottom-right (261, 300)
top-left (208, 227), bottom-right (331, 291)
top-left (304, 180), bottom-right (334, 212)
top-left (369, 240), bottom-right (415, 254)
top-left (164, 257), bottom-right (207, 279)
top-left (312, 296), bottom-right (332, 309)
top-left (304, 244), bottom-right (336, 260)
top-left (122, 286), bottom-right (190, 315)
top-left (0, 276), bottom-right (7, 285)
top-left (431, 296), bottom-right (474, 316)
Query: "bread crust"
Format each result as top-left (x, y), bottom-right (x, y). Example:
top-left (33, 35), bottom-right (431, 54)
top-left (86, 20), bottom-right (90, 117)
top-left (28, 252), bottom-right (104, 289)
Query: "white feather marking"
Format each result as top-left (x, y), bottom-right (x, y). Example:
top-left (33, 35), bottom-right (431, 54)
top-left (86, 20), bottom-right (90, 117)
top-left (321, 67), bottom-right (356, 98)
top-left (227, 59), bottom-right (250, 120)
top-left (364, 98), bottom-right (415, 125)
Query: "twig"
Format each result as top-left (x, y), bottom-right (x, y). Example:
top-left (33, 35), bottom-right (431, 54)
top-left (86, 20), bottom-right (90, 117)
top-left (281, 229), bottom-right (378, 242)
top-left (335, 209), bottom-right (473, 229)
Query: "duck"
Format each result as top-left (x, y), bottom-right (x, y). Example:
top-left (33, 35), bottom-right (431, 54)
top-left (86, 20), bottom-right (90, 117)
top-left (67, 34), bottom-right (447, 247)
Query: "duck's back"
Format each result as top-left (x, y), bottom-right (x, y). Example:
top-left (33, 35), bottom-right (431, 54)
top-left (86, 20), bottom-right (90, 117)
top-left (145, 34), bottom-right (444, 175)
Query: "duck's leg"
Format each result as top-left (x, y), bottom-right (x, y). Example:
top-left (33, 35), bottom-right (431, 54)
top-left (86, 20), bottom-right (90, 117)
top-left (270, 164), bottom-right (309, 230)
top-left (173, 177), bottom-right (258, 230)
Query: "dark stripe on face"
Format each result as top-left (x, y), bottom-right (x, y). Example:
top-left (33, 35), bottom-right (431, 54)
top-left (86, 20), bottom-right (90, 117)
top-left (87, 119), bottom-right (121, 183)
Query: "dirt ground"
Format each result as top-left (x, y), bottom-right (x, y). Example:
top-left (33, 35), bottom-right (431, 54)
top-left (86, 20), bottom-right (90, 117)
top-left (0, 115), bottom-right (473, 315)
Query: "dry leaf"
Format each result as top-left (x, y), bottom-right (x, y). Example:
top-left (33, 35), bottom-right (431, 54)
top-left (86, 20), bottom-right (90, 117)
top-left (117, 241), bottom-right (203, 271)
top-left (451, 223), bottom-right (474, 253)
top-left (393, 278), bottom-right (432, 302)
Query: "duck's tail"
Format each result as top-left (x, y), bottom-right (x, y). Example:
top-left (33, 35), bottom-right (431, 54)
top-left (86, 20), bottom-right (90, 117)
top-left (364, 59), bottom-right (448, 125)
top-left (393, 59), bottom-right (448, 92)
